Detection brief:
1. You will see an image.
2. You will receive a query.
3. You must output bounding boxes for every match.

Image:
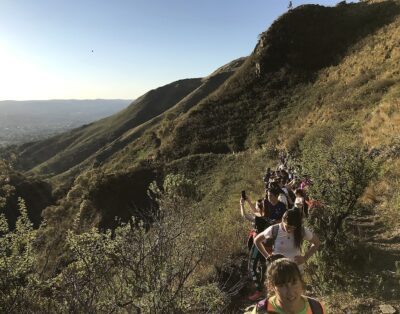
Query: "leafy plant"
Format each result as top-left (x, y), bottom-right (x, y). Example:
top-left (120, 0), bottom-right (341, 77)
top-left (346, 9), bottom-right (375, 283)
top-left (0, 198), bottom-right (39, 313)
top-left (300, 130), bottom-right (377, 292)
top-left (0, 174), bottom-right (226, 313)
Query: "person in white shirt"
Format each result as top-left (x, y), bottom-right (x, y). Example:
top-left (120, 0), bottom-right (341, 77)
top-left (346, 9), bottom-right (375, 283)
top-left (254, 209), bottom-right (320, 272)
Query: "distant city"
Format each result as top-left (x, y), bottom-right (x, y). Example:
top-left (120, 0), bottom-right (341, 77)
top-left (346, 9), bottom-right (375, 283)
top-left (0, 99), bottom-right (131, 146)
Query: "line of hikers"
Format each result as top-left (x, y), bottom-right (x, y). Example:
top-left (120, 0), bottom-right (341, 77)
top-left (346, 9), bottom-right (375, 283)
top-left (240, 159), bottom-right (325, 314)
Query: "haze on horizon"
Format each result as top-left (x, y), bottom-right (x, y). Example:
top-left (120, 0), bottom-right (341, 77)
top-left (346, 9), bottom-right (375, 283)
top-left (1, 0), bottom-right (342, 101)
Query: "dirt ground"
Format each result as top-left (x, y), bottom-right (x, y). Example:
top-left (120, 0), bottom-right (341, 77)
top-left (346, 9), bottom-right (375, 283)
top-left (229, 211), bottom-right (400, 314)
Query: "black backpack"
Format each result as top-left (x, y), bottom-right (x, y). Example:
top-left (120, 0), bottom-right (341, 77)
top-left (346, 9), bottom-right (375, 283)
top-left (307, 297), bottom-right (324, 314)
top-left (254, 216), bottom-right (272, 234)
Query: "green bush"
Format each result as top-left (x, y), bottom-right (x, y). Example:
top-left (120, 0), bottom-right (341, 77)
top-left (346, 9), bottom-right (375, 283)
top-left (0, 198), bottom-right (40, 313)
top-left (300, 130), bottom-right (376, 291)
top-left (0, 160), bottom-right (15, 210)
top-left (0, 174), bottom-right (226, 313)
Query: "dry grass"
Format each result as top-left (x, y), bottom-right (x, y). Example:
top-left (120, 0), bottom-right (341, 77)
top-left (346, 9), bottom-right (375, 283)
top-left (362, 99), bottom-right (400, 147)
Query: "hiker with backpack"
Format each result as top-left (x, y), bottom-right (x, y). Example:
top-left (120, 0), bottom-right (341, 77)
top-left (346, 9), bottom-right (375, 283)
top-left (245, 187), bottom-right (287, 301)
top-left (251, 258), bottom-right (326, 314)
top-left (240, 195), bottom-right (275, 301)
top-left (240, 197), bottom-right (269, 251)
top-left (265, 184), bottom-right (289, 212)
top-left (254, 209), bottom-right (320, 272)
top-left (293, 188), bottom-right (309, 218)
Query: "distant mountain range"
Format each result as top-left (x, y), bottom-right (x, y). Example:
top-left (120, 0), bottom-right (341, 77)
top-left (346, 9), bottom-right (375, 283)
top-left (0, 99), bottom-right (130, 146)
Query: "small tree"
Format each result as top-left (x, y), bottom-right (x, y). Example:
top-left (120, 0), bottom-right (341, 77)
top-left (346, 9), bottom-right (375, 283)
top-left (0, 198), bottom-right (39, 313)
top-left (0, 173), bottom-right (226, 313)
top-left (50, 173), bottom-right (225, 313)
top-left (0, 160), bottom-right (15, 209)
top-left (300, 131), bottom-right (376, 290)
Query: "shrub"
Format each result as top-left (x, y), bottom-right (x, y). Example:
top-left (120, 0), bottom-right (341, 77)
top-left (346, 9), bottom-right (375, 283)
top-left (161, 173), bottom-right (199, 200)
top-left (0, 174), bottom-right (226, 313)
top-left (0, 160), bottom-right (15, 210)
top-left (50, 174), bottom-right (224, 313)
top-left (0, 198), bottom-right (39, 313)
top-left (300, 130), bottom-right (376, 291)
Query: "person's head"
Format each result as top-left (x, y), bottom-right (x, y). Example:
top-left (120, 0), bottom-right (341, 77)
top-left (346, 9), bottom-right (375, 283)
top-left (295, 189), bottom-right (305, 198)
top-left (267, 258), bottom-right (305, 304)
top-left (281, 177), bottom-right (289, 187)
top-left (268, 181), bottom-right (279, 190)
top-left (267, 188), bottom-right (280, 204)
top-left (256, 199), bottom-right (265, 216)
top-left (294, 197), bottom-right (305, 209)
top-left (282, 209), bottom-right (303, 248)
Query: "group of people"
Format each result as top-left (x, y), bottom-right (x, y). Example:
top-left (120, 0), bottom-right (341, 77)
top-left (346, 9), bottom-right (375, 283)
top-left (240, 161), bottom-right (325, 314)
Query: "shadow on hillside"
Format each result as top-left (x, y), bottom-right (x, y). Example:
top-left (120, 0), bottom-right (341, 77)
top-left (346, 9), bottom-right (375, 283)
top-left (365, 243), bottom-right (400, 299)
top-left (89, 166), bottom-right (159, 231)
top-left (366, 243), bottom-right (400, 272)
top-left (258, 0), bottom-right (400, 74)
top-left (3, 176), bottom-right (54, 230)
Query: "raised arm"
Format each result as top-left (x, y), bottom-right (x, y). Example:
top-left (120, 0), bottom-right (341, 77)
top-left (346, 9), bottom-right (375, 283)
top-left (245, 196), bottom-right (259, 214)
top-left (240, 198), bottom-right (255, 222)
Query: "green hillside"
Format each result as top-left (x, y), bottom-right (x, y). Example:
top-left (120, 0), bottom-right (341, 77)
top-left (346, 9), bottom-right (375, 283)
top-left (12, 0), bottom-right (400, 181)
top-left (14, 78), bottom-right (202, 175)
top-left (2, 0), bottom-right (400, 312)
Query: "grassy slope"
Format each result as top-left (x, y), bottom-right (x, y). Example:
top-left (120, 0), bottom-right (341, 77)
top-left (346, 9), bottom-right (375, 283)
top-left (96, 1), bottom-right (400, 176)
top-left (14, 1), bottom-right (400, 183)
top-left (12, 58), bottom-right (245, 192)
top-left (35, 0), bottom-right (400, 248)
top-left (86, 1), bottom-right (400, 216)
top-left (160, 1), bottom-right (400, 158)
top-left (88, 2), bottom-right (400, 311)
top-left (15, 78), bottom-right (203, 176)
top-left (7, 1), bottom-right (400, 311)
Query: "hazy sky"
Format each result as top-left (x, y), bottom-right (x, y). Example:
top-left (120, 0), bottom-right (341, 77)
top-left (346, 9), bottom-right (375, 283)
top-left (1, 0), bottom-right (342, 100)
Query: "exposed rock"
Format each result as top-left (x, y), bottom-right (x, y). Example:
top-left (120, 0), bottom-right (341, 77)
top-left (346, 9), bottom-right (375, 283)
top-left (379, 304), bottom-right (397, 314)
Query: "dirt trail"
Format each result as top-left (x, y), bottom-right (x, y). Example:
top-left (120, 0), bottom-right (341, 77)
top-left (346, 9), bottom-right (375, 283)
top-left (320, 212), bottom-right (400, 314)
top-left (227, 212), bottom-right (400, 314)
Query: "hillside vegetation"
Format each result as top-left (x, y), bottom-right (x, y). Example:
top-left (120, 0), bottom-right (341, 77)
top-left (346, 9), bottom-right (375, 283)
top-left (1, 0), bottom-right (400, 312)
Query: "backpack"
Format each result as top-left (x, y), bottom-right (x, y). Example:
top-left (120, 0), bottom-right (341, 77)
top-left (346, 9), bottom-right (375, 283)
top-left (287, 189), bottom-right (296, 204)
top-left (308, 297), bottom-right (324, 314)
top-left (250, 296), bottom-right (324, 314)
top-left (255, 216), bottom-right (271, 234)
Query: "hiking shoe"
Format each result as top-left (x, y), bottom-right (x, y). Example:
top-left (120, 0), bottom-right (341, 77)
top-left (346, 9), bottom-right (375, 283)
top-left (248, 290), bottom-right (264, 301)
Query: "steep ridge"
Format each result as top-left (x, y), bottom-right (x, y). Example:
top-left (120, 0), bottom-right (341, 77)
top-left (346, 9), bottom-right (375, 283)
top-left (156, 1), bottom-right (400, 160)
top-left (14, 78), bottom-right (203, 176)
top-left (79, 0), bottom-right (400, 177)
top-left (12, 1), bottom-right (400, 182)
top-left (92, 57), bottom-right (246, 173)
top-left (13, 58), bottom-right (245, 181)
top-left (7, 0), bottom-right (400, 226)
